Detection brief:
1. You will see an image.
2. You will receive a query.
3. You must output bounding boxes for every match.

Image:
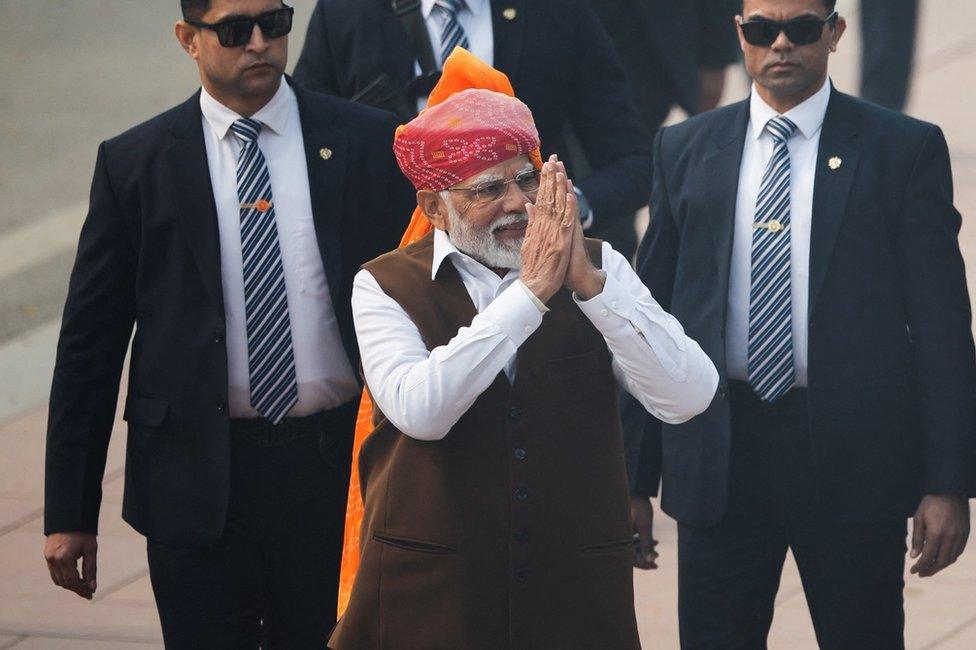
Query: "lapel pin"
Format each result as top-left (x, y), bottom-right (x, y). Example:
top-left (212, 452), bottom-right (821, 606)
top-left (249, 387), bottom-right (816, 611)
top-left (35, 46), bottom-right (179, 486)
top-left (503, 7), bottom-right (517, 20)
top-left (828, 156), bottom-right (842, 170)
top-left (320, 147), bottom-right (333, 160)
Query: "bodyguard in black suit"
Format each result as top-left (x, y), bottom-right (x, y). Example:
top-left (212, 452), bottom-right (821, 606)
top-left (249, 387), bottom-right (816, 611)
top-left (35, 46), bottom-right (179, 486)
top-left (42, 1), bottom-right (414, 647)
top-left (627, 1), bottom-right (976, 646)
top-left (292, 0), bottom-right (652, 260)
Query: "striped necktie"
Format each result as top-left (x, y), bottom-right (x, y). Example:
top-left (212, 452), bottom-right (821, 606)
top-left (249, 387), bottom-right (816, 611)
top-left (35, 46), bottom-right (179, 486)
top-left (230, 118), bottom-right (298, 424)
top-left (748, 116), bottom-right (798, 403)
top-left (435, 0), bottom-right (469, 66)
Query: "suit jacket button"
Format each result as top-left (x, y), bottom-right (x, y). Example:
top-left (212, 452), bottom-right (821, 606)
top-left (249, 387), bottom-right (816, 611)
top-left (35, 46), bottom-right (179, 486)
top-left (515, 487), bottom-right (529, 501)
top-left (514, 569), bottom-right (528, 582)
top-left (213, 330), bottom-right (225, 344)
top-left (514, 529), bottom-right (530, 543)
top-left (514, 448), bottom-right (527, 461)
top-left (215, 400), bottom-right (227, 413)
top-left (508, 406), bottom-right (522, 420)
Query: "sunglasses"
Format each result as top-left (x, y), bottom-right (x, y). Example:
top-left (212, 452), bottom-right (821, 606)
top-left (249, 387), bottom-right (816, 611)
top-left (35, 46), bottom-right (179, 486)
top-left (738, 11), bottom-right (838, 47)
top-left (446, 168), bottom-right (542, 206)
top-left (187, 4), bottom-right (294, 48)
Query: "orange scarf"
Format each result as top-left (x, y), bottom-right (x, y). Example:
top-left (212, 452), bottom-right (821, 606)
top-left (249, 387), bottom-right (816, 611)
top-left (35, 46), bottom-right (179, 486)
top-left (337, 47), bottom-right (543, 617)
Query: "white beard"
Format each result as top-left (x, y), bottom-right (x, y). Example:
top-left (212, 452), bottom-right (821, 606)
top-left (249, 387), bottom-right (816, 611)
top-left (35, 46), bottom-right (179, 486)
top-left (443, 194), bottom-right (526, 269)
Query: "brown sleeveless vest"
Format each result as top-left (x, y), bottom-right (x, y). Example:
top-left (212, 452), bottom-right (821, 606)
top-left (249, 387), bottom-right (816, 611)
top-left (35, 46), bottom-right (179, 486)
top-left (330, 233), bottom-right (640, 650)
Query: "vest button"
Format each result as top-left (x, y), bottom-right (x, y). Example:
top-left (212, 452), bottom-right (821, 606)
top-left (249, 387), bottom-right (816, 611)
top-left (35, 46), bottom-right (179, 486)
top-left (212, 329), bottom-right (225, 345)
top-left (215, 400), bottom-right (227, 413)
top-left (508, 406), bottom-right (522, 420)
top-left (514, 569), bottom-right (528, 583)
top-left (514, 448), bottom-right (527, 461)
top-left (514, 487), bottom-right (529, 501)
top-left (514, 529), bottom-right (530, 543)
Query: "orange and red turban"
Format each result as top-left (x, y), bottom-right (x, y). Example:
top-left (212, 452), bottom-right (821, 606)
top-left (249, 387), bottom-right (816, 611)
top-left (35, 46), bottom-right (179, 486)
top-left (393, 88), bottom-right (540, 191)
top-left (336, 48), bottom-right (544, 618)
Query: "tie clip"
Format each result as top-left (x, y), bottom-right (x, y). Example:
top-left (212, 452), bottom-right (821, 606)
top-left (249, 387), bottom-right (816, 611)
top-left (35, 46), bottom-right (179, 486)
top-left (241, 199), bottom-right (273, 212)
top-left (753, 219), bottom-right (786, 233)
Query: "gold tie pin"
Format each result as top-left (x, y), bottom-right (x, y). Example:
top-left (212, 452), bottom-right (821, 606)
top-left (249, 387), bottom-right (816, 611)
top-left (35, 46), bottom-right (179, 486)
top-left (240, 199), bottom-right (273, 212)
top-left (753, 219), bottom-right (785, 233)
top-left (828, 156), bottom-right (842, 170)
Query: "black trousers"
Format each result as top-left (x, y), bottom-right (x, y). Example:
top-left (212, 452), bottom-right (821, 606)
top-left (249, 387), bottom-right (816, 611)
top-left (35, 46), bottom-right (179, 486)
top-left (147, 407), bottom-right (355, 649)
top-left (860, 0), bottom-right (919, 112)
top-left (677, 382), bottom-right (907, 649)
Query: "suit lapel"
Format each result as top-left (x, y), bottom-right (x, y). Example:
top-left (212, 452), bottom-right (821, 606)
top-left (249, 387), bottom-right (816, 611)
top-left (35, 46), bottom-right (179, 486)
top-left (167, 92), bottom-right (225, 316)
top-left (293, 82), bottom-right (348, 308)
top-left (490, 0), bottom-right (526, 77)
top-left (701, 100), bottom-right (750, 311)
top-left (809, 90), bottom-right (860, 316)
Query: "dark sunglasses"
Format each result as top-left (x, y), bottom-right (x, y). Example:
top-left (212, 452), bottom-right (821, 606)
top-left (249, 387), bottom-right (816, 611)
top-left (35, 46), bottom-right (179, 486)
top-left (738, 10), bottom-right (838, 47)
top-left (187, 4), bottom-right (294, 48)
top-left (446, 169), bottom-right (542, 206)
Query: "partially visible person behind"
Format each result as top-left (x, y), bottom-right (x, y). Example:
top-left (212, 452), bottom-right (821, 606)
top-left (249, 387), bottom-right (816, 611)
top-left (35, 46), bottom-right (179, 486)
top-left (330, 74), bottom-right (718, 648)
top-left (42, 1), bottom-right (414, 647)
top-left (860, 0), bottom-right (918, 112)
top-left (626, 0), bottom-right (976, 647)
top-left (291, 0), bottom-right (653, 260)
top-left (592, 0), bottom-right (741, 135)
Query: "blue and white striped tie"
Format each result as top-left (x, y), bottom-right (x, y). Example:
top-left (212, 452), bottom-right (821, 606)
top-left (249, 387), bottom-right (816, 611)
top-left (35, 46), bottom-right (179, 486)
top-left (231, 118), bottom-right (298, 425)
top-left (435, 0), bottom-right (469, 66)
top-left (748, 116), bottom-right (798, 403)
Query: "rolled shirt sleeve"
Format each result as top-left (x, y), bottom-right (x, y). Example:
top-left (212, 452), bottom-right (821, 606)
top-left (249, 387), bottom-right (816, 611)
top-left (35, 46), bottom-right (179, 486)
top-left (574, 242), bottom-right (719, 423)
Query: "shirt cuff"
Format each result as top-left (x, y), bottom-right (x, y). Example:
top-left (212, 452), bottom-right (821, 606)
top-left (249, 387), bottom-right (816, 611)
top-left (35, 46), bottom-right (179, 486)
top-left (479, 281), bottom-right (546, 347)
top-left (516, 279), bottom-right (550, 314)
top-left (574, 270), bottom-right (634, 328)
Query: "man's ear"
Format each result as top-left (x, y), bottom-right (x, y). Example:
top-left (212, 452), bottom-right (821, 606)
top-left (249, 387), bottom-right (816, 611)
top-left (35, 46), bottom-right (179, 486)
top-left (418, 190), bottom-right (450, 231)
top-left (830, 16), bottom-right (847, 52)
top-left (175, 21), bottom-right (201, 59)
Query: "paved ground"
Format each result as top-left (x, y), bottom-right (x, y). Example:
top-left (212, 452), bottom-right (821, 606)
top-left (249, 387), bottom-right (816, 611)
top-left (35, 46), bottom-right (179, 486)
top-left (2, 0), bottom-right (976, 647)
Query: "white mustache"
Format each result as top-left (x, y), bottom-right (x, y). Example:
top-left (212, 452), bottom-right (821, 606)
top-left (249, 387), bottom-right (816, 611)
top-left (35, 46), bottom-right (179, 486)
top-left (490, 213), bottom-right (529, 232)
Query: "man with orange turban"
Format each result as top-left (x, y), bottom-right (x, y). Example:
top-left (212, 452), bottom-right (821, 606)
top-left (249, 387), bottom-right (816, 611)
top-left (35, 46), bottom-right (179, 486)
top-left (329, 60), bottom-right (718, 649)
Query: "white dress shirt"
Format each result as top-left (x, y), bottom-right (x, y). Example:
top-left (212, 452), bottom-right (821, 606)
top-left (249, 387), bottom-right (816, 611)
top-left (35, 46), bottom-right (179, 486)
top-left (416, 0), bottom-right (494, 112)
top-left (353, 229), bottom-right (719, 441)
top-left (200, 79), bottom-right (360, 418)
top-left (725, 78), bottom-right (831, 387)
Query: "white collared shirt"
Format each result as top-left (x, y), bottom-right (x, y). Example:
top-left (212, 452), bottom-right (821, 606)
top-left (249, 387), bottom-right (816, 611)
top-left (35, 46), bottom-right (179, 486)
top-left (416, 0), bottom-right (494, 112)
top-left (726, 78), bottom-right (832, 387)
top-left (352, 229), bottom-right (719, 441)
top-left (200, 78), bottom-right (360, 418)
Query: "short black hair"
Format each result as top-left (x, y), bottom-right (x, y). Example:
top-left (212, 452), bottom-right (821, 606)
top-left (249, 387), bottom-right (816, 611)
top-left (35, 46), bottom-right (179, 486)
top-left (181, 0), bottom-right (211, 20)
top-left (742, 0), bottom-right (836, 13)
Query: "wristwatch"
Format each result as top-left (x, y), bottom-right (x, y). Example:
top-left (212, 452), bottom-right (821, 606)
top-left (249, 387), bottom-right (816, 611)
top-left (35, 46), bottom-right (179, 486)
top-left (574, 185), bottom-right (594, 230)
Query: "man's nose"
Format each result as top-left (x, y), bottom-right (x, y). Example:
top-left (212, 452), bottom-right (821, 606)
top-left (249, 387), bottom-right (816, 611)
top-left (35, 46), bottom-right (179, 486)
top-left (245, 23), bottom-right (271, 52)
top-left (770, 28), bottom-right (794, 51)
top-left (501, 179), bottom-right (532, 213)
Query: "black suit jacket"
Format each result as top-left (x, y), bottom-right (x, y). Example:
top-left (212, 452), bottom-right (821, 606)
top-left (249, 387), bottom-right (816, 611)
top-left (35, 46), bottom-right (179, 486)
top-left (592, 0), bottom-right (740, 120)
top-left (44, 80), bottom-right (416, 545)
top-left (292, 0), bottom-right (652, 243)
top-left (629, 89), bottom-right (976, 526)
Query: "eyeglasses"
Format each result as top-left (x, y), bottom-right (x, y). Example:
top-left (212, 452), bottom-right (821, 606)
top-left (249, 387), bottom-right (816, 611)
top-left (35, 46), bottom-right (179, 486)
top-left (738, 11), bottom-right (837, 47)
top-left (186, 5), bottom-right (294, 48)
top-left (445, 168), bottom-right (541, 206)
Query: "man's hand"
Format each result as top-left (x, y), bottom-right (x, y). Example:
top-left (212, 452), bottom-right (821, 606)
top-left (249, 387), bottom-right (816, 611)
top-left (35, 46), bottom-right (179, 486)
top-left (697, 68), bottom-right (727, 113)
top-left (909, 494), bottom-right (970, 578)
top-left (521, 156), bottom-right (575, 303)
top-left (630, 495), bottom-right (659, 570)
top-left (44, 532), bottom-right (98, 600)
top-left (563, 176), bottom-right (606, 300)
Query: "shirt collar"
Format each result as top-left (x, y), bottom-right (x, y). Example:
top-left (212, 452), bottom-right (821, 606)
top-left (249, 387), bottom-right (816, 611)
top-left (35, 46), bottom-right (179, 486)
top-left (749, 76), bottom-right (831, 141)
top-left (199, 75), bottom-right (293, 141)
top-left (431, 227), bottom-right (518, 281)
top-left (421, 0), bottom-right (484, 19)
